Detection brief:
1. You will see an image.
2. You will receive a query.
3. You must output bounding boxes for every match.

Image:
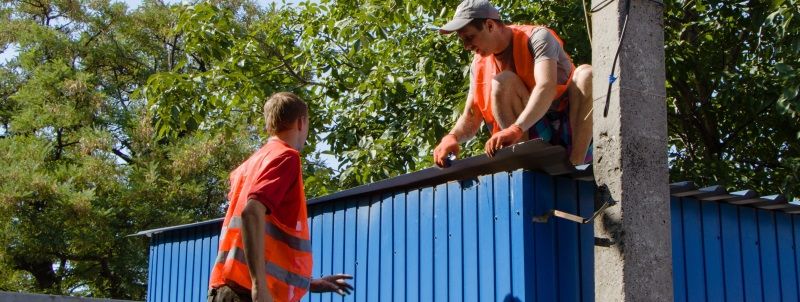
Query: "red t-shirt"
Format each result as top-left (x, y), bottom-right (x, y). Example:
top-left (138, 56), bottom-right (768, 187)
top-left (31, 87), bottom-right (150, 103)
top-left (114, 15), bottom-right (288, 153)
top-left (228, 138), bottom-right (305, 228)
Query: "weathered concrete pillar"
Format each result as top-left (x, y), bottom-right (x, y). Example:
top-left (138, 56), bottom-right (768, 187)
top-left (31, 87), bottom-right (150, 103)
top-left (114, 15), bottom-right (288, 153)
top-left (591, 0), bottom-right (672, 301)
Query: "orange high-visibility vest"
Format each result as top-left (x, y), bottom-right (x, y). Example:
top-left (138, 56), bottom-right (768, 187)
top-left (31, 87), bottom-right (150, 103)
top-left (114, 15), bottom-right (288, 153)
top-left (209, 143), bottom-right (312, 302)
top-left (470, 25), bottom-right (575, 134)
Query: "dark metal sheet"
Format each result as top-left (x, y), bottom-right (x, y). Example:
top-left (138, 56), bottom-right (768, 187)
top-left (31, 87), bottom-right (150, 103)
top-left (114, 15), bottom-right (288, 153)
top-left (308, 139), bottom-right (576, 205)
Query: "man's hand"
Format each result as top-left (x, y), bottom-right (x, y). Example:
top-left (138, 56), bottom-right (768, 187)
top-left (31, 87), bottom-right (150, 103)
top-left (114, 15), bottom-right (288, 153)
top-left (484, 124), bottom-right (524, 157)
top-left (310, 274), bottom-right (354, 296)
top-left (433, 134), bottom-right (460, 167)
top-left (251, 284), bottom-right (273, 302)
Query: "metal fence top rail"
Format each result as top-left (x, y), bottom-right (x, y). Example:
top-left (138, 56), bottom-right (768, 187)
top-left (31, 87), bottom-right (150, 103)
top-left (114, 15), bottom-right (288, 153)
top-left (134, 140), bottom-right (796, 237)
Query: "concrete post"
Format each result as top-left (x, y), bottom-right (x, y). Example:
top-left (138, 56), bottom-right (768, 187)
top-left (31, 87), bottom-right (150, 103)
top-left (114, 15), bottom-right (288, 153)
top-left (591, 0), bottom-right (672, 301)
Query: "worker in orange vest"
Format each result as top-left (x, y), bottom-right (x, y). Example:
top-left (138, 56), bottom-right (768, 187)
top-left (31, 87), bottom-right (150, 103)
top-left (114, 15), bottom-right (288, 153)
top-left (433, 0), bottom-right (594, 166)
top-left (208, 92), bottom-right (353, 302)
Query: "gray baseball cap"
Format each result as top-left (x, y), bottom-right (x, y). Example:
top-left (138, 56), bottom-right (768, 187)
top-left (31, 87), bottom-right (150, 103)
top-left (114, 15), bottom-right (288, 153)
top-left (439, 0), bottom-right (501, 34)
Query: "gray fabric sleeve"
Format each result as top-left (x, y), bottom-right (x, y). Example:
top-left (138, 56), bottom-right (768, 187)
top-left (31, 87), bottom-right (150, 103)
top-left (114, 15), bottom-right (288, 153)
top-left (529, 27), bottom-right (560, 64)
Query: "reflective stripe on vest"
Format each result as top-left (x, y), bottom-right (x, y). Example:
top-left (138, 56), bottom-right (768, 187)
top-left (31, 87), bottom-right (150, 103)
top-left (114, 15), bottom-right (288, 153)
top-left (215, 246), bottom-right (311, 290)
top-left (227, 217), bottom-right (312, 252)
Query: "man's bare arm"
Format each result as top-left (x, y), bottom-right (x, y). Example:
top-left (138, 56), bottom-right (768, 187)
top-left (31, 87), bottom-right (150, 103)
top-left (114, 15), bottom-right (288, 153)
top-left (513, 59), bottom-right (558, 130)
top-left (242, 199), bottom-right (273, 302)
top-left (449, 91), bottom-right (483, 142)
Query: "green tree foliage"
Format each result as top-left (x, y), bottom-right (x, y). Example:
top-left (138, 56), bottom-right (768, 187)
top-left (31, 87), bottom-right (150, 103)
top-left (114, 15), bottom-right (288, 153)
top-left (1, 0), bottom-right (798, 298)
top-left (0, 0), bottom-right (251, 297)
top-left (665, 0), bottom-right (800, 198)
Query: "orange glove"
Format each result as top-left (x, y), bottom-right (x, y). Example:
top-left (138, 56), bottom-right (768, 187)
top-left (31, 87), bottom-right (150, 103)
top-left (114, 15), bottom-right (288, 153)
top-left (433, 134), bottom-right (459, 167)
top-left (485, 124), bottom-right (524, 157)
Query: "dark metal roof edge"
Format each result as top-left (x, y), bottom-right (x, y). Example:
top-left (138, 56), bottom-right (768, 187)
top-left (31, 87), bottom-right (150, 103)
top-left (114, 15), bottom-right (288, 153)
top-left (668, 182), bottom-right (797, 212)
top-left (132, 218), bottom-right (224, 237)
top-left (308, 139), bottom-right (578, 205)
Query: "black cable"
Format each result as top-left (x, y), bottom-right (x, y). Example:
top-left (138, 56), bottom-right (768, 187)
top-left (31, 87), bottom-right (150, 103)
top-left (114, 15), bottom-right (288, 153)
top-left (603, 0), bottom-right (632, 118)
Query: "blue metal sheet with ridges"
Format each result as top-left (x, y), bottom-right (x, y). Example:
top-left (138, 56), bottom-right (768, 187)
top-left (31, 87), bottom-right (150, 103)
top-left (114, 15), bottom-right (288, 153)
top-left (682, 198), bottom-right (707, 302)
top-left (532, 172), bottom-right (557, 301)
top-left (577, 180), bottom-right (594, 302)
top-left (493, 172), bottom-right (513, 302)
top-left (510, 170), bottom-right (528, 301)
top-left (671, 197), bottom-right (687, 302)
top-left (143, 169), bottom-right (596, 302)
top-left (447, 181), bottom-right (463, 302)
top-left (555, 176), bottom-right (580, 302)
top-left (757, 210), bottom-right (781, 301)
top-left (379, 193), bottom-right (393, 302)
top-left (701, 200), bottom-right (724, 300)
top-left (477, 174), bottom-right (496, 302)
top-left (433, 183), bottom-right (448, 302)
top-left (719, 203), bottom-right (744, 302)
top-left (419, 187), bottom-right (434, 302)
top-left (392, 191), bottom-right (406, 302)
top-left (739, 207), bottom-right (763, 302)
top-left (775, 213), bottom-right (798, 302)
top-left (461, 178), bottom-right (480, 302)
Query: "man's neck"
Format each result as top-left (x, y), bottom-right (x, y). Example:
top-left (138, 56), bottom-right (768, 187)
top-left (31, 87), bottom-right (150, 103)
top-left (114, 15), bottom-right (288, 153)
top-left (271, 133), bottom-right (301, 151)
top-left (493, 25), bottom-right (514, 56)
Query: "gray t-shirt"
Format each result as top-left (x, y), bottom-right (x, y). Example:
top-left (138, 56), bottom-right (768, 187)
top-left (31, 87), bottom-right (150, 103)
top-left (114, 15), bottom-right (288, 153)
top-left (472, 27), bottom-right (574, 85)
top-left (528, 27), bottom-right (573, 85)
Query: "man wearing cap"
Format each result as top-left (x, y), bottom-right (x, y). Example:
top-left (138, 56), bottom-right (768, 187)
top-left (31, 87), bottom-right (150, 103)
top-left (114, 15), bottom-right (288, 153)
top-left (432, 0), bottom-right (593, 166)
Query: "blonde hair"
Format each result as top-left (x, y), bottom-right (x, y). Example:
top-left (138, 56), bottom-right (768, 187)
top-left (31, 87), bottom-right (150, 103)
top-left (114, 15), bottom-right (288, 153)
top-left (263, 92), bottom-right (308, 135)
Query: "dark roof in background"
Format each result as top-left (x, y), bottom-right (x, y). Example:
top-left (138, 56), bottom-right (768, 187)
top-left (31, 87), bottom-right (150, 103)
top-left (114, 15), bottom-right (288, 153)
top-left (135, 139), bottom-right (797, 237)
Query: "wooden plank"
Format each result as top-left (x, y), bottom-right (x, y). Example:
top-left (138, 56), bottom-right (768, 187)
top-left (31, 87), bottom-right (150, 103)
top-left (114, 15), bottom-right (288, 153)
top-left (671, 197), bottom-right (687, 302)
top-left (681, 198), bottom-right (706, 302)
top-left (434, 183), bottom-right (449, 302)
top-left (532, 172), bottom-right (557, 301)
top-left (510, 170), bottom-right (529, 301)
top-left (379, 193), bottom-right (394, 302)
top-left (757, 210), bottom-right (781, 302)
top-left (775, 213), bottom-right (798, 302)
top-left (719, 203), bottom-right (744, 302)
top-left (392, 191), bottom-right (407, 302)
top-left (578, 180), bottom-right (595, 302)
top-left (739, 207), bottom-right (763, 302)
top-left (462, 178), bottom-right (480, 302)
top-left (332, 202), bottom-right (346, 302)
top-left (555, 176), bottom-right (580, 302)
top-left (354, 198), bottom-right (370, 302)
top-left (477, 174), bottom-right (496, 302)
top-left (366, 195), bottom-right (382, 302)
top-left (493, 172), bottom-right (513, 302)
top-left (419, 186), bottom-right (435, 302)
top-left (322, 205), bottom-right (334, 302)
top-left (406, 189), bottom-right (421, 302)
top-left (700, 200), bottom-right (725, 300)
top-left (343, 199), bottom-right (358, 302)
top-left (448, 181), bottom-right (464, 302)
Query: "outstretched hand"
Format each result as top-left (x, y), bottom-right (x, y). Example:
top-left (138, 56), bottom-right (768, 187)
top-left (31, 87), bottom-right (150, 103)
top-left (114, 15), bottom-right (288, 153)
top-left (310, 274), bottom-right (354, 296)
top-left (433, 134), bottom-right (460, 167)
top-left (484, 124), bottom-right (524, 157)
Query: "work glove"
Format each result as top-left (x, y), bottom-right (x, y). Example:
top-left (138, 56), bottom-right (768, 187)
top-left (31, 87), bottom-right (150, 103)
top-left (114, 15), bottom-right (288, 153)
top-left (433, 134), bottom-right (459, 168)
top-left (485, 124), bottom-right (524, 157)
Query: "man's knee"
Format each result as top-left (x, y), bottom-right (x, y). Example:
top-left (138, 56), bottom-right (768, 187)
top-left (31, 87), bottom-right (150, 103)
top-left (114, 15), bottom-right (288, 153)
top-left (574, 64), bottom-right (592, 84)
top-left (492, 71), bottom-right (525, 94)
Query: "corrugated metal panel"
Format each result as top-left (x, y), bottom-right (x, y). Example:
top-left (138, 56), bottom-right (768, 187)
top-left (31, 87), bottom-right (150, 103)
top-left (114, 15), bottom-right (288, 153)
top-left (671, 195), bottom-right (800, 302)
top-left (146, 220), bottom-right (220, 302)
top-left (299, 169), bottom-right (594, 302)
